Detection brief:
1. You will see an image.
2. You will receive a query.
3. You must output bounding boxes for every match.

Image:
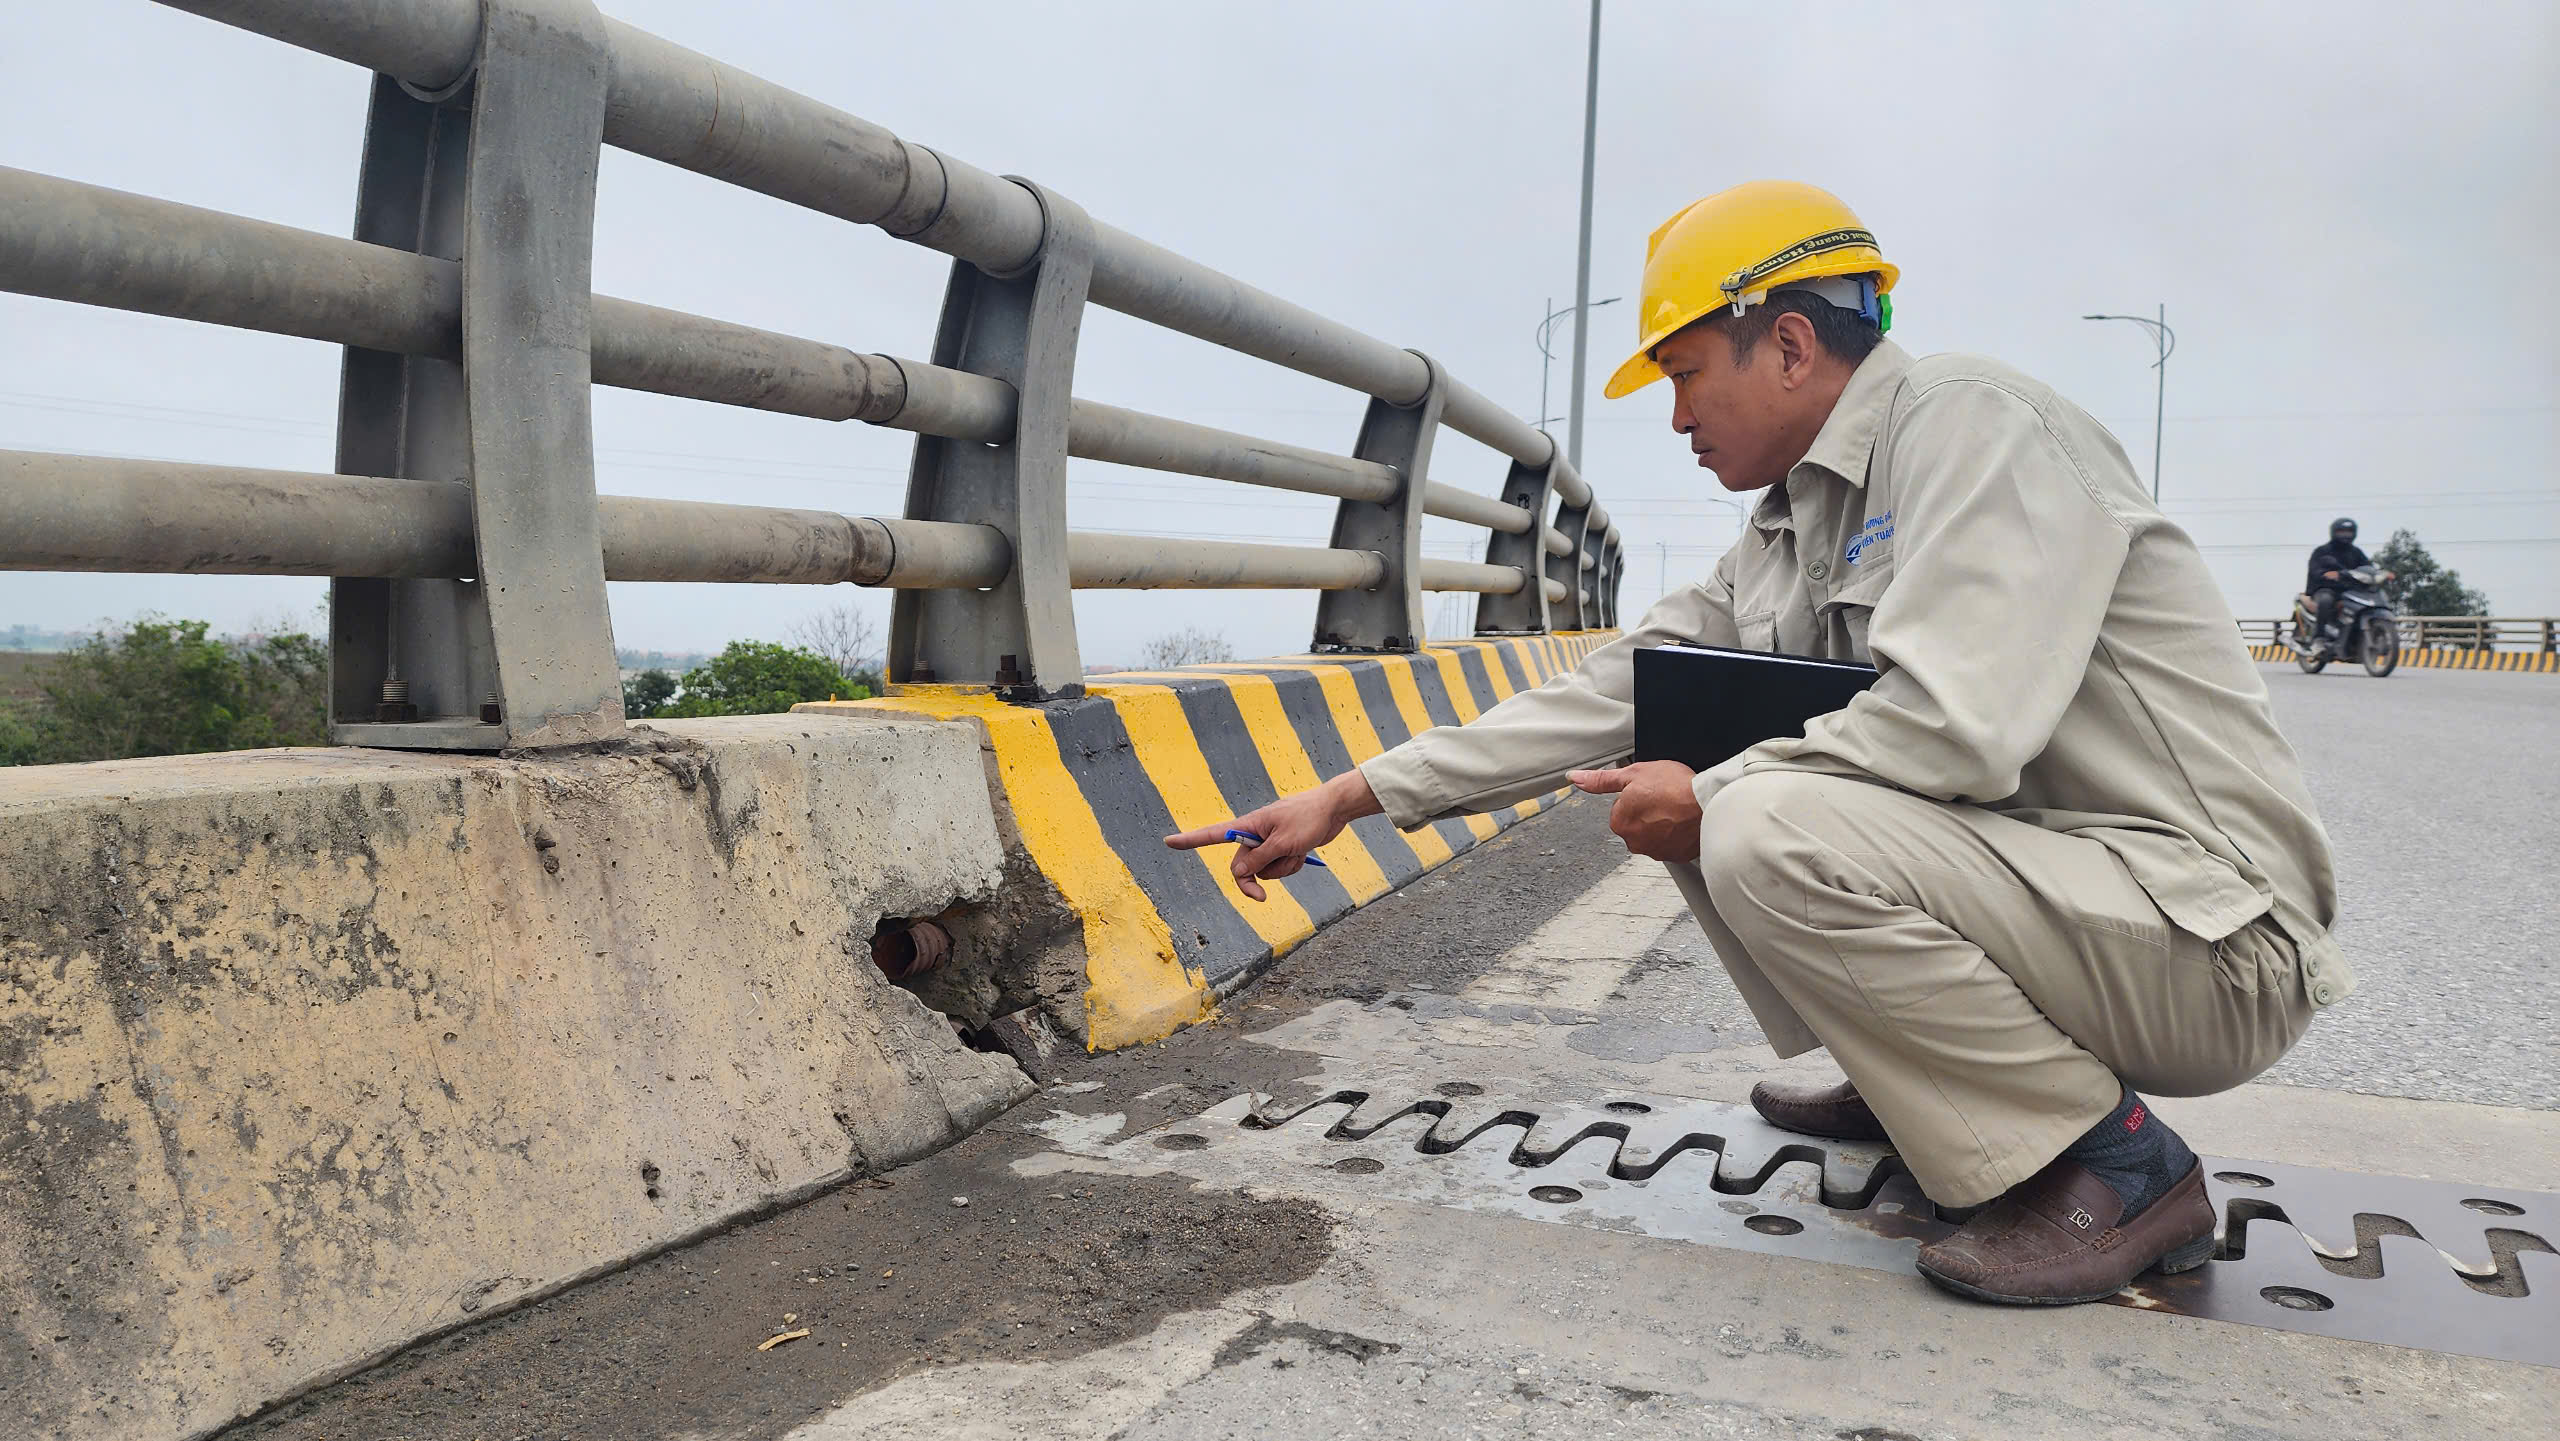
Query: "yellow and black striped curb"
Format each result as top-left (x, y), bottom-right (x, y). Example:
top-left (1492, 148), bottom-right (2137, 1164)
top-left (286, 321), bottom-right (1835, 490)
top-left (2247, 643), bottom-right (2557, 673)
top-left (801, 632), bottom-right (1613, 1051)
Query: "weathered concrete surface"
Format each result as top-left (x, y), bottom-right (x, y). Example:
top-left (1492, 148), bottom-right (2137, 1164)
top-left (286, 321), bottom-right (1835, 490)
top-left (0, 714), bottom-right (1035, 1441)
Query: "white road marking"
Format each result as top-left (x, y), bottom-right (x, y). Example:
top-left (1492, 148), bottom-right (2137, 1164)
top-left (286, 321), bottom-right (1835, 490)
top-left (1459, 855), bottom-right (1694, 1011)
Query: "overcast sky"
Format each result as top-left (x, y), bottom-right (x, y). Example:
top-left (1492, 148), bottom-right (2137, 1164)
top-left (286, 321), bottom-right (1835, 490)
top-left (4, 1), bottom-right (2553, 665)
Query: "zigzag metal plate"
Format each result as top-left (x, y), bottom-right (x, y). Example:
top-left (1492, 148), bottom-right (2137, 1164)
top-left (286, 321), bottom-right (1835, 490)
top-left (1109, 1085), bottom-right (2558, 1368)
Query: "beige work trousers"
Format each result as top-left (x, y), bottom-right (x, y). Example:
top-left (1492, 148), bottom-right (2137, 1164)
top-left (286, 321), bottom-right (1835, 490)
top-left (1670, 771), bottom-right (2314, 1207)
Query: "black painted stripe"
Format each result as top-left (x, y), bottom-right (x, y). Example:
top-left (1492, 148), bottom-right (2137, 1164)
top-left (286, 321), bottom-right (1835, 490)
top-left (1449, 644), bottom-right (1502, 715)
top-left (1150, 675), bottom-right (1360, 926)
top-left (1041, 696), bottom-right (1270, 987)
top-left (1211, 665), bottom-right (1427, 887)
top-left (1399, 651), bottom-right (1468, 730)
top-left (1331, 658), bottom-right (1481, 858)
top-left (1486, 639), bottom-right (1536, 694)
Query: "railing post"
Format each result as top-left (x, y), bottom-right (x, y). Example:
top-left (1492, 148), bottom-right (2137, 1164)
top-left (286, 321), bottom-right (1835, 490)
top-left (1546, 485), bottom-right (1593, 633)
top-left (890, 179), bottom-right (1092, 698)
top-left (1312, 352), bottom-right (1445, 652)
top-left (1599, 530), bottom-right (1623, 627)
top-left (327, 0), bottom-right (622, 749)
top-left (1472, 450), bottom-right (1556, 635)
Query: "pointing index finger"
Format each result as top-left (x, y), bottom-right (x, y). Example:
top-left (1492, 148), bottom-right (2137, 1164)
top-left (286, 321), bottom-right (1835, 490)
top-left (1164, 820), bottom-right (1241, 851)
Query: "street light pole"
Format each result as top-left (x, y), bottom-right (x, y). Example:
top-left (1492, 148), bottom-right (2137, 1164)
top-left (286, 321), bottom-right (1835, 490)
top-left (1538, 295), bottom-right (1617, 430)
top-left (1566, 0), bottom-right (1603, 471)
top-left (2082, 305), bottom-right (2176, 503)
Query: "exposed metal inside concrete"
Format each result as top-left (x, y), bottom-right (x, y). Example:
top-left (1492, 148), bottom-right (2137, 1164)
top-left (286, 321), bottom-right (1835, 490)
top-left (1111, 1084), bottom-right (2559, 1368)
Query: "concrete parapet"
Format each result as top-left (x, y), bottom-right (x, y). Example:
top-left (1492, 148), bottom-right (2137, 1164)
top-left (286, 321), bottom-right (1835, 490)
top-left (0, 715), bottom-right (1033, 1441)
top-left (808, 631), bottom-right (1617, 1052)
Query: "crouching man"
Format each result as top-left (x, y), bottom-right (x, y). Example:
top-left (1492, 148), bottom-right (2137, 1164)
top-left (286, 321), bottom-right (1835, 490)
top-left (1170, 181), bottom-right (2350, 1305)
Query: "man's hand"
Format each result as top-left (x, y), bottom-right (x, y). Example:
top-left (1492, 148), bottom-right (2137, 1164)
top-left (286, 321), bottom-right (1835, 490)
top-left (1166, 769), bottom-right (1383, 901)
top-left (1569, 760), bottom-right (1704, 863)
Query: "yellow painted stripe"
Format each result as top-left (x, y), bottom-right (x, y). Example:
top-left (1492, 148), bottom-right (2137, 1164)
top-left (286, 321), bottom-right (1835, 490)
top-left (1423, 647), bottom-right (1485, 723)
top-left (1085, 682), bottom-right (1318, 956)
top-left (1194, 671), bottom-right (1397, 902)
top-left (1371, 654), bottom-right (1496, 840)
top-left (811, 689), bottom-right (1209, 1050)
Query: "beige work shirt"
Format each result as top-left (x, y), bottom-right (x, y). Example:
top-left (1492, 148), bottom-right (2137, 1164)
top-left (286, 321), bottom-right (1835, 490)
top-left (1362, 339), bottom-right (2353, 1009)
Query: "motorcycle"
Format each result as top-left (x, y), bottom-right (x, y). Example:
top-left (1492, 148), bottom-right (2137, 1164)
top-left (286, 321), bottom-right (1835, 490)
top-left (2286, 564), bottom-right (2399, 676)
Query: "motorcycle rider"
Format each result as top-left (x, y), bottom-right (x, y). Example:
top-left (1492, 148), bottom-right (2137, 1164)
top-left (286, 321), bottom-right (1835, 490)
top-left (2306, 517), bottom-right (2371, 651)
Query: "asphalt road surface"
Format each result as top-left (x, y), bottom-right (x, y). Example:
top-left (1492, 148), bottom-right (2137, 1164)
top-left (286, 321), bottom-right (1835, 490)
top-left (229, 665), bottom-right (2557, 1441)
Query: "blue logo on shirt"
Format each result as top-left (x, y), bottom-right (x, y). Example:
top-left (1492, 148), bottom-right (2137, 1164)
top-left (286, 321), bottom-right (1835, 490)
top-left (1846, 512), bottom-right (1895, 567)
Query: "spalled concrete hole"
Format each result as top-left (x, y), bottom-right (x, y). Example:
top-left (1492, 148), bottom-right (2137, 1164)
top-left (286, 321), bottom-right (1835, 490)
top-left (640, 1161), bottom-right (662, 1202)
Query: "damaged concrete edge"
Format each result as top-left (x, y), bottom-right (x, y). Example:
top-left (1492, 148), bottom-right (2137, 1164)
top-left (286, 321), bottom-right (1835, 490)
top-left (0, 714), bottom-right (1033, 1441)
top-left (802, 689), bottom-right (1215, 1053)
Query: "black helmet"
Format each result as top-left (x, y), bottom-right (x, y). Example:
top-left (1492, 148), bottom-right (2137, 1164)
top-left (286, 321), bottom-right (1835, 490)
top-left (2330, 517), bottom-right (2357, 541)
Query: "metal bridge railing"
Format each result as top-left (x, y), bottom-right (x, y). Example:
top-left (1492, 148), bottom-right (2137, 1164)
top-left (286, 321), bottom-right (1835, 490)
top-left (0, 0), bottom-right (1626, 749)
top-left (2240, 617), bottom-right (2559, 652)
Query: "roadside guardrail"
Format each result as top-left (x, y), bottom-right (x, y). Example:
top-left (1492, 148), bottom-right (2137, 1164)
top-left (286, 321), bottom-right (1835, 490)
top-left (0, 0), bottom-right (1626, 751)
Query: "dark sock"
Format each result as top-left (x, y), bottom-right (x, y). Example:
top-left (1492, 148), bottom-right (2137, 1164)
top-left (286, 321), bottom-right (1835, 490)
top-left (2059, 1087), bottom-right (2195, 1218)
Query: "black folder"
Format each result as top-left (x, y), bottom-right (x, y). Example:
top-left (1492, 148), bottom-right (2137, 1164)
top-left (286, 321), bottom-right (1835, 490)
top-left (1632, 644), bottom-right (1879, 771)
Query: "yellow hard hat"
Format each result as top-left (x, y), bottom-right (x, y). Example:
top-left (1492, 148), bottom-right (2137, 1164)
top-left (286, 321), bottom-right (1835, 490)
top-left (1603, 180), bottom-right (1899, 399)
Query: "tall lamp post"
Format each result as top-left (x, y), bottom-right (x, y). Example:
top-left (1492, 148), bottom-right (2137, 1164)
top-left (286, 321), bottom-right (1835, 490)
top-left (2082, 305), bottom-right (2175, 502)
top-left (1537, 295), bottom-right (1618, 429)
top-left (1566, 0), bottom-right (1604, 470)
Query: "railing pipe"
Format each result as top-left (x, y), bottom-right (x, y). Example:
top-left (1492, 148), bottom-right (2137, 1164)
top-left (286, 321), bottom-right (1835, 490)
top-left (3, 449), bottom-right (1565, 600)
top-left (1066, 534), bottom-right (1382, 591)
top-left (0, 449), bottom-right (1013, 587)
top-left (1423, 482), bottom-right (1535, 535)
top-left (148, 1), bottom-right (1567, 470)
top-left (1419, 558), bottom-right (1546, 597)
top-left (0, 164), bottom-right (460, 358)
top-left (1071, 401), bottom-right (1396, 504)
top-left (154, 1), bottom-right (484, 90)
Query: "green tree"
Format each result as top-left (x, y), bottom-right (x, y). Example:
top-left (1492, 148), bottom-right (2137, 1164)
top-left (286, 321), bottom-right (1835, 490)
top-left (622, 667), bottom-right (678, 719)
top-left (10, 617), bottom-right (329, 764)
top-left (0, 701), bottom-right (41, 766)
top-left (658, 641), bottom-right (858, 718)
top-left (2372, 529), bottom-right (2490, 618)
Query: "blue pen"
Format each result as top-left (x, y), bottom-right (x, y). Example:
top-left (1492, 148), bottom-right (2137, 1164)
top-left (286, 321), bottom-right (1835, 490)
top-left (1224, 829), bottom-right (1329, 868)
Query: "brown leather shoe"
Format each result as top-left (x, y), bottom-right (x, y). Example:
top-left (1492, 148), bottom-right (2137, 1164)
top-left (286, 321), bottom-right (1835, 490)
top-left (1749, 1077), bottom-right (1892, 1142)
top-left (1915, 1158), bottom-right (2216, 1305)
